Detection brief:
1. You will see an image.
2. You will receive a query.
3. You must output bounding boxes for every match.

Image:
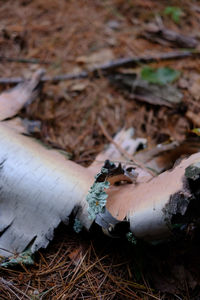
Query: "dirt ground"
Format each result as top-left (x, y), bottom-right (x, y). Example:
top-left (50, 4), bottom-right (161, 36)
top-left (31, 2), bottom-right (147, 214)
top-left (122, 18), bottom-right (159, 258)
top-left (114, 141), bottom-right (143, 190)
top-left (1, 0), bottom-right (200, 299)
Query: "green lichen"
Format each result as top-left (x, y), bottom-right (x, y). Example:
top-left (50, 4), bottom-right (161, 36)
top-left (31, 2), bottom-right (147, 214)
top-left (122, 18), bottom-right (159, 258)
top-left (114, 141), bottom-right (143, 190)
top-left (87, 181), bottom-right (110, 220)
top-left (126, 232), bottom-right (137, 245)
top-left (0, 249), bottom-right (34, 268)
top-left (185, 162), bottom-right (200, 181)
top-left (86, 163), bottom-right (112, 220)
top-left (73, 218), bottom-right (83, 233)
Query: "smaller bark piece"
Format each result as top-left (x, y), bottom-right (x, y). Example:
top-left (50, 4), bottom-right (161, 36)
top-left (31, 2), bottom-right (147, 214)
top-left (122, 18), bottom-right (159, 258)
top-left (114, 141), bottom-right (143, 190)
top-left (105, 152), bottom-right (200, 242)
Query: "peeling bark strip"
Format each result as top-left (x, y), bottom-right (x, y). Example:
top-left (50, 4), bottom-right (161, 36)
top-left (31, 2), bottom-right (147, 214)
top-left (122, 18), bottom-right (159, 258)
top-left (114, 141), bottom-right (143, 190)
top-left (0, 124), bottom-right (93, 257)
top-left (0, 124), bottom-right (200, 257)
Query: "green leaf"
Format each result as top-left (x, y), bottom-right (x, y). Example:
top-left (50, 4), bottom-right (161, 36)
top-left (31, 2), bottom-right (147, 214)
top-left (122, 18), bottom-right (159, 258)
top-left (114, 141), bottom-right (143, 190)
top-left (141, 66), bottom-right (181, 85)
top-left (164, 6), bottom-right (183, 24)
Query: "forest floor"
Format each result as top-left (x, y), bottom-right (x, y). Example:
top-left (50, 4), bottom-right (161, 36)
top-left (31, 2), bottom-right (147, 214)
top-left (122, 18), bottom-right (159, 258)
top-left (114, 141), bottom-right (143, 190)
top-left (1, 0), bottom-right (200, 299)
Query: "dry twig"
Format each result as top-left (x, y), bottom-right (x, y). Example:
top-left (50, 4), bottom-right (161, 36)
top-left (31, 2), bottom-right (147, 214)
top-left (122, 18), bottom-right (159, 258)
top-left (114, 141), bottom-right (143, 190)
top-left (0, 51), bottom-right (198, 85)
top-left (0, 56), bottom-right (50, 64)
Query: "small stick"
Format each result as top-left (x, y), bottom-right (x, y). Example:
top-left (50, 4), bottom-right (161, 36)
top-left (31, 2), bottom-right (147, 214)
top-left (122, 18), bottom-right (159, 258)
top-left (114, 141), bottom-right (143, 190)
top-left (0, 50), bottom-right (199, 85)
top-left (98, 119), bottom-right (155, 176)
top-left (0, 56), bottom-right (50, 64)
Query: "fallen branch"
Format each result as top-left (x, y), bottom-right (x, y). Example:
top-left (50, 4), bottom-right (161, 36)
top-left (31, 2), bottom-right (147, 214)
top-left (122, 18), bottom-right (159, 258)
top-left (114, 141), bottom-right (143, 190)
top-left (0, 51), bottom-right (199, 85)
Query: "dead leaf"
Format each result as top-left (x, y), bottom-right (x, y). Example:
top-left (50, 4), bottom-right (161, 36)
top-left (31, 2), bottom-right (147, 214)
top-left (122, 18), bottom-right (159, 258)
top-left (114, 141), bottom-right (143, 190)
top-left (76, 49), bottom-right (114, 69)
top-left (188, 73), bottom-right (200, 100)
top-left (2, 117), bottom-right (29, 134)
top-left (0, 69), bottom-right (44, 121)
top-left (135, 138), bottom-right (200, 174)
top-left (68, 245), bottom-right (83, 266)
top-left (69, 82), bottom-right (88, 92)
top-left (186, 110), bottom-right (200, 127)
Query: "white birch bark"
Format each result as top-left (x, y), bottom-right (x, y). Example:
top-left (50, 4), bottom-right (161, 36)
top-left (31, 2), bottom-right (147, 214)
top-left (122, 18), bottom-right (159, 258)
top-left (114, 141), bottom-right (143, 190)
top-left (0, 124), bottom-right (199, 257)
top-left (0, 124), bottom-right (93, 256)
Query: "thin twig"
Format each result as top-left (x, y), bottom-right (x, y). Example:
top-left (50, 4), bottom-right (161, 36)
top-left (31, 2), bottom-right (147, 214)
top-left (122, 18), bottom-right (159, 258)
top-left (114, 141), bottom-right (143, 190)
top-left (0, 56), bottom-right (50, 64)
top-left (98, 119), bottom-right (156, 176)
top-left (0, 50), bottom-right (198, 85)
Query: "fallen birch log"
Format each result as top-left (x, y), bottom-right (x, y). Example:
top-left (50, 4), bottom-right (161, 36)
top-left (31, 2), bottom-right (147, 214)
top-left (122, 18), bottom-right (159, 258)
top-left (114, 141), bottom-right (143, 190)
top-left (0, 70), bottom-right (199, 259)
top-left (0, 123), bottom-right (200, 257)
